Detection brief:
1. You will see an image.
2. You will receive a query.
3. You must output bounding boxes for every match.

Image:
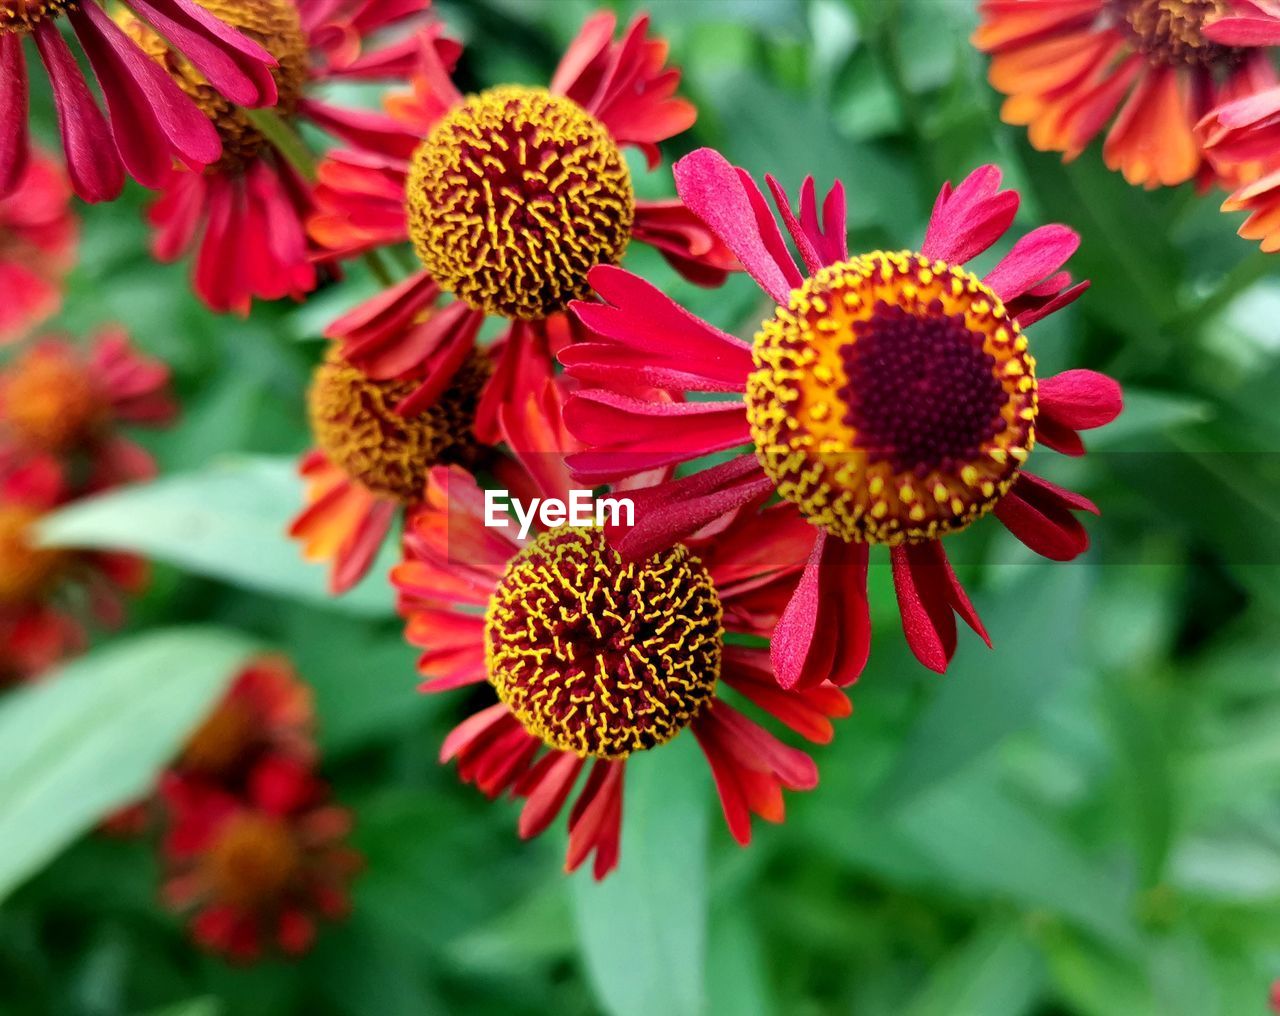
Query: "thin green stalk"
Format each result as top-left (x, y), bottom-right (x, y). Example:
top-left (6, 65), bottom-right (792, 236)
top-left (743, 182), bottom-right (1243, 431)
top-left (243, 107), bottom-right (317, 182)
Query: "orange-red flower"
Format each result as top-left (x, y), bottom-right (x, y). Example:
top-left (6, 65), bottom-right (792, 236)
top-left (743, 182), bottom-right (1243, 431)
top-left (0, 0), bottom-right (278, 203)
top-left (160, 763), bottom-right (360, 961)
top-left (0, 150), bottom-right (76, 344)
top-left (0, 328), bottom-right (176, 489)
top-left (0, 458), bottom-right (148, 684)
top-left (390, 383), bottom-right (849, 879)
top-left (974, 0), bottom-right (1278, 189)
top-left (307, 10), bottom-right (738, 448)
top-left (138, 0), bottom-right (461, 314)
top-left (288, 345), bottom-right (487, 593)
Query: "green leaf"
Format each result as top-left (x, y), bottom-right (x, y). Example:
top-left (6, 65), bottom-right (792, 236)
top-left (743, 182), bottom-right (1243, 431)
top-left (571, 735), bottom-right (710, 1016)
top-left (37, 456), bottom-right (395, 617)
top-left (0, 627), bottom-right (257, 902)
top-left (134, 999), bottom-right (224, 1016)
top-left (902, 919), bottom-right (1045, 1016)
top-left (875, 563), bottom-right (1090, 806)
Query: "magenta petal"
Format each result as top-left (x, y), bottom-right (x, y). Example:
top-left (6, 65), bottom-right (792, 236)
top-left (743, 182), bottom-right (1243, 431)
top-left (772, 532), bottom-right (870, 690)
top-left (994, 472), bottom-right (1095, 561)
top-left (71, 3), bottom-right (221, 185)
top-left (565, 391), bottom-right (751, 483)
top-left (1038, 370), bottom-right (1124, 431)
top-left (921, 165), bottom-right (1019, 266)
top-left (0, 33), bottom-right (30, 197)
top-left (797, 176), bottom-right (849, 266)
top-left (1202, 6), bottom-right (1280, 46)
top-left (609, 455), bottom-right (774, 561)
top-left (673, 148), bottom-right (801, 305)
top-left (765, 174), bottom-right (824, 273)
top-left (1012, 280), bottom-right (1090, 328)
top-left (891, 543), bottom-right (959, 674)
top-left (572, 265), bottom-right (753, 391)
top-left (984, 224), bottom-right (1081, 303)
top-left (33, 21), bottom-right (124, 203)
top-left (332, 498), bottom-right (396, 594)
top-left (125, 0), bottom-right (278, 107)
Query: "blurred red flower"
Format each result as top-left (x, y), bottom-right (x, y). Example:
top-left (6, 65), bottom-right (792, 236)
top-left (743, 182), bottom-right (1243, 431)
top-left (0, 150), bottom-right (76, 344)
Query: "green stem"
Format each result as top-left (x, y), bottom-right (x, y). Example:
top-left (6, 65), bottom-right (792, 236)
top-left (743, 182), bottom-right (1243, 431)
top-left (363, 250), bottom-right (396, 288)
top-left (1171, 252), bottom-right (1272, 336)
top-left (243, 107), bottom-right (317, 182)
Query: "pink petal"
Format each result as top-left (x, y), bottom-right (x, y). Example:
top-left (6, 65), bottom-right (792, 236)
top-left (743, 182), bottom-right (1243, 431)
top-left (984, 224), bottom-right (1081, 303)
top-left (994, 472), bottom-right (1096, 561)
top-left (0, 33), bottom-right (30, 197)
top-left (921, 165), bottom-right (1019, 266)
top-left (1038, 369), bottom-right (1124, 431)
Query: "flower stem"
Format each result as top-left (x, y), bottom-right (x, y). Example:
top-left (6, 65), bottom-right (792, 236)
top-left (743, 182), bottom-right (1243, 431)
top-left (244, 108), bottom-right (317, 183)
top-left (363, 250), bottom-right (396, 288)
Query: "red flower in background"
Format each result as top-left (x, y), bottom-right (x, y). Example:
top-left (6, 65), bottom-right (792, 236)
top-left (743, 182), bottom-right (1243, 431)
top-left (973, 0), bottom-right (1278, 190)
top-left (391, 383), bottom-right (849, 879)
top-left (0, 0), bottom-right (278, 203)
top-left (139, 0), bottom-right (461, 314)
top-left (289, 346), bottom-right (488, 593)
top-left (0, 458), bottom-right (148, 684)
top-left (160, 763), bottom-right (360, 961)
top-left (562, 151), bottom-right (1123, 685)
top-left (0, 151), bottom-right (76, 344)
top-left (307, 10), bottom-right (738, 448)
top-left (0, 329), bottom-right (176, 489)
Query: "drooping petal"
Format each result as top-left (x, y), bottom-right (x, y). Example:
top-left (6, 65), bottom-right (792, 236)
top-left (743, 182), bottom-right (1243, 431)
top-left (994, 471), bottom-right (1097, 561)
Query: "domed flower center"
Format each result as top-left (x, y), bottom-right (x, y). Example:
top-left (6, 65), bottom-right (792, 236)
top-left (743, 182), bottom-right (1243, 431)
top-left (126, 0), bottom-right (310, 169)
top-left (181, 699), bottom-right (256, 778)
top-left (0, 0), bottom-right (77, 35)
top-left (747, 251), bottom-right (1037, 545)
top-left (485, 526), bottom-right (722, 759)
top-left (308, 348), bottom-right (488, 502)
top-left (2, 349), bottom-right (104, 452)
top-left (407, 86), bottom-right (635, 321)
top-left (205, 812), bottom-right (301, 909)
top-left (0, 505), bottom-right (66, 604)
top-left (1115, 0), bottom-right (1239, 67)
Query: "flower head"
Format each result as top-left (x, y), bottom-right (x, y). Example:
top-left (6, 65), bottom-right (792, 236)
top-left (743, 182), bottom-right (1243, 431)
top-left (160, 766), bottom-right (360, 961)
top-left (391, 384), bottom-right (849, 878)
top-left (0, 151), bottom-right (76, 344)
top-left (138, 0), bottom-right (459, 314)
top-left (307, 11), bottom-right (738, 444)
top-left (974, 0), bottom-right (1279, 189)
top-left (289, 347), bottom-right (488, 593)
top-left (562, 151), bottom-right (1123, 685)
top-left (0, 0), bottom-right (279, 203)
top-left (0, 328), bottom-right (176, 488)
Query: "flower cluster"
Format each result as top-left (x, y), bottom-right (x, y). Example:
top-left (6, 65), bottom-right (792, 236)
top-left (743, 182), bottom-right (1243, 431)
top-left (112, 656), bottom-right (361, 961)
top-left (0, 328), bottom-right (175, 683)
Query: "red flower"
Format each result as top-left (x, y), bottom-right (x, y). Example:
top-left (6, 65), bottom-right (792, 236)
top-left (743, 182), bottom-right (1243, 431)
top-left (307, 10), bottom-right (738, 447)
top-left (973, 0), bottom-right (1278, 190)
top-left (159, 763), bottom-right (360, 961)
top-left (288, 346), bottom-right (488, 593)
top-left (0, 150), bottom-right (76, 344)
top-left (561, 151), bottom-right (1123, 685)
top-left (0, 0), bottom-right (279, 203)
top-left (390, 382), bottom-right (849, 879)
top-left (0, 328), bottom-right (176, 489)
top-left (141, 0), bottom-right (461, 314)
top-left (0, 457), bottom-right (148, 684)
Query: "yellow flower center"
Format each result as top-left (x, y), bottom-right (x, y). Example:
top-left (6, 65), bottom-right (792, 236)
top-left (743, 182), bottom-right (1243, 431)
top-left (0, 505), bottom-right (66, 604)
top-left (0, 0), bottom-right (76, 34)
top-left (1116, 0), bottom-right (1239, 67)
top-left (308, 349), bottom-right (488, 502)
top-left (205, 812), bottom-right (301, 910)
top-left (485, 526), bottom-right (722, 760)
top-left (747, 251), bottom-right (1037, 546)
top-left (125, 0), bottom-right (310, 170)
top-left (2, 348), bottom-right (104, 453)
top-left (407, 85), bottom-right (635, 321)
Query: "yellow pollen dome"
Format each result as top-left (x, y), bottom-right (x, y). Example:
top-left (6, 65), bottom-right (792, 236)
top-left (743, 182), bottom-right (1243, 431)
top-left (2, 349), bottom-right (104, 452)
top-left (0, 0), bottom-right (77, 35)
top-left (205, 813), bottom-right (301, 908)
top-left (1119, 0), bottom-right (1239, 67)
top-left (125, 0), bottom-right (310, 169)
top-left (747, 250), bottom-right (1037, 546)
top-left (485, 526), bottom-right (722, 760)
top-left (308, 348), bottom-right (488, 503)
top-left (407, 85), bottom-right (635, 321)
top-left (0, 505), bottom-right (67, 605)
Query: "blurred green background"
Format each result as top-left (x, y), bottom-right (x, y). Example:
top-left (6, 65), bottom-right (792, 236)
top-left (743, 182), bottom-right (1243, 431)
top-left (5, 0), bottom-right (1280, 1013)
